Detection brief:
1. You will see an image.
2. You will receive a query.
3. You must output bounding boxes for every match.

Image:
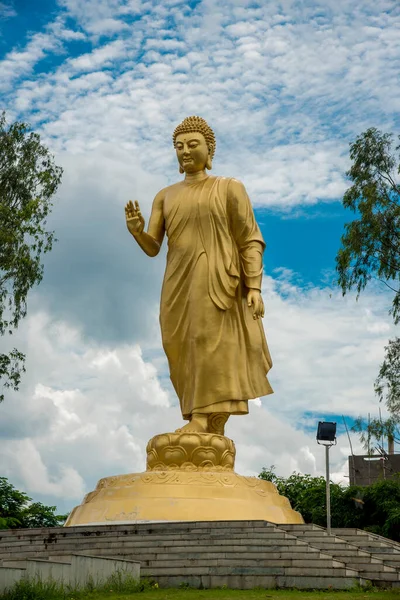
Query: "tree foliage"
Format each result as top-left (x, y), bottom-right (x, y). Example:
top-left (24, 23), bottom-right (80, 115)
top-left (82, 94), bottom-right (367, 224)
top-left (336, 127), bottom-right (400, 323)
top-left (0, 477), bottom-right (67, 529)
top-left (259, 467), bottom-right (400, 541)
top-left (351, 414), bottom-right (400, 455)
top-left (259, 467), bottom-right (344, 527)
top-left (375, 337), bottom-right (400, 415)
top-left (336, 128), bottom-right (400, 417)
top-left (0, 112), bottom-right (62, 402)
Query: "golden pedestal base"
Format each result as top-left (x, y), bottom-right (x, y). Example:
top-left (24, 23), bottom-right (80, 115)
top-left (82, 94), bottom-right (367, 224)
top-left (65, 432), bottom-right (303, 526)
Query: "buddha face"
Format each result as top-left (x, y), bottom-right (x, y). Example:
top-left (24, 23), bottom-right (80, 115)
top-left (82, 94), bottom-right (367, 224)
top-left (175, 132), bottom-right (209, 174)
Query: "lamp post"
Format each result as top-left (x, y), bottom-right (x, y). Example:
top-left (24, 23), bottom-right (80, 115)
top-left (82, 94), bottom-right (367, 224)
top-left (317, 421), bottom-right (337, 536)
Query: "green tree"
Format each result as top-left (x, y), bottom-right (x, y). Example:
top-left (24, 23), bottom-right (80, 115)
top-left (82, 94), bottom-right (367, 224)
top-left (336, 128), bottom-right (400, 415)
top-left (341, 479), bottom-right (400, 541)
top-left (0, 477), bottom-right (67, 529)
top-left (375, 337), bottom-right (400, 415)
top-left (351, 414), bottom-right (400, 454)
top-left (259, 468), bottom-right (400, 541)
top-left (0, 112), bottom-right (63, 402)
top-left (0, 476), bottom-right (29, 528)
top-left (336, 127), bottom-right (400, 322)
top-left (259, 466), bottom-right (344, 526)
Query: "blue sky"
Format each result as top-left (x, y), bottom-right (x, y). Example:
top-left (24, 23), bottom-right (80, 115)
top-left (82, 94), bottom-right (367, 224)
top-left (258, 204), bottom-right (349, 286)
top-left (0, 0), bottom-right (399, 513)
top-left (0, 1), bottom-right (58, 50)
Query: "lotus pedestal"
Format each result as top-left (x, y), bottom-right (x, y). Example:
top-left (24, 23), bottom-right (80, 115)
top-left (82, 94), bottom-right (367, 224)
top-left (65, 432), bottom-right (303, 526)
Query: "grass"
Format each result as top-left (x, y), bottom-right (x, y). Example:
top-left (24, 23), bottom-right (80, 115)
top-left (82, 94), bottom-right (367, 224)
top-left (81, 590), bottom-right (400, 600)
top-left (0, 573), bottom-right (152, 600)
top-left (86, 590), bottom-right (400, 600)
top-left (62, 590), bottom-right (400, 600)
top-left (2, 581), bottom-right (400, 600)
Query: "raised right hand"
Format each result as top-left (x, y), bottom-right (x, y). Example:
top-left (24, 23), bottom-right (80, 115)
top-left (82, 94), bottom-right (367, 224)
top-left (125, 200), bottom-right (145, 236)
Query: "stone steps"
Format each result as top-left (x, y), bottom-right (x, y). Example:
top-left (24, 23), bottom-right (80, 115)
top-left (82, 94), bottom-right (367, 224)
top-left (334, 529), bottom-right (400, 546)
top-left (92, 550), bottom-right (331, 561)
top-left (334, 537), bottom-right (400, 552)
top-left (141, 565), bottom-right (359, 577)
top-left (0, 541), bottom-right (321, 559)
top-left (153, 573), bottom-right (360, 590)
top-left (0, 521), bottom-right (275, 536)
top-left (140, 557), bottom-right (348, 569)
top-left (280, 523), bottom-right (400, 584)
top-left (331, 528), bottom-right (400, 572)
top-left (0, 536), bottom-right (300, 545)
top-left (2, 520), bottom-right (400, 589)
top-left (1, 547), bottom-right (326, 561)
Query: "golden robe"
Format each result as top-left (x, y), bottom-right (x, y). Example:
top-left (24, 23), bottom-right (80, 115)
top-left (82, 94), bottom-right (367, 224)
top-left (160, 175), bottom-right (273, 420)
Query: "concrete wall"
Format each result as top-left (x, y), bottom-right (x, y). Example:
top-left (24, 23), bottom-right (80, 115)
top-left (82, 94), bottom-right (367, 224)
top-left (0, 568), bottom-right (26, 593)
top-left (71, 554), bottom-right (140, 587)
top-left (25, 558), bottom-right (71, 583)
top-left (0, 554), bottom-right (140, 593)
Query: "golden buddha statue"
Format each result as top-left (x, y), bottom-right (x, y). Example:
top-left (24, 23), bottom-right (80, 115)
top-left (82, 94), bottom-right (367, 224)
top-left (125, 116), bottom-right (273, 435)
top-left (65, 117), bottom-right (303, 527)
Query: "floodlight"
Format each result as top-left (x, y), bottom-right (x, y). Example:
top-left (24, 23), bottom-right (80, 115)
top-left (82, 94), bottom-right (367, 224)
top-left (317, 421), bottom-right (336, 443)
top-left (316, 421), bottom-right (337, 536)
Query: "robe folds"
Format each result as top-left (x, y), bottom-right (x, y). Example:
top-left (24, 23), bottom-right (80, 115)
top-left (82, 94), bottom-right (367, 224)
top-left (160, 175), bottom-right (273, 420)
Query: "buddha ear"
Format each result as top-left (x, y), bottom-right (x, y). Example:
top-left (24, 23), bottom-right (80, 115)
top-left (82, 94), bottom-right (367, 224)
top-left (179, 164), bottom-right (184, 174)
top-left (206, 155), bottom-right (212, 170)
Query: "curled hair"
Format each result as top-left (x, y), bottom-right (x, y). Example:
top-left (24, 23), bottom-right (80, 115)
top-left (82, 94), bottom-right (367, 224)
top-left (172, 116), bottom-right (216, 159)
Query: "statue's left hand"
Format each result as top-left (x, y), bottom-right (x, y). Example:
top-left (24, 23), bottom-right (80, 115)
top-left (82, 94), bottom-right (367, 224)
top-left (247, 289), bottom-right (264, 320)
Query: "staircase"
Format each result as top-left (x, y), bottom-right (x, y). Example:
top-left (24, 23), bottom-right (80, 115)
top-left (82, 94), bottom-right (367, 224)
top-left (332, 528), bottom-right (400, 570)
top-left (282, 524), bottom-right (400, 586)
top-left (1, 521), bottom-right (400, 590)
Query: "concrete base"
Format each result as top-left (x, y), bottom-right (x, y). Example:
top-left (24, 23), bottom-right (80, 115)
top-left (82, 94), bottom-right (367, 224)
top-left (65, 470), bottom-right (304, 526)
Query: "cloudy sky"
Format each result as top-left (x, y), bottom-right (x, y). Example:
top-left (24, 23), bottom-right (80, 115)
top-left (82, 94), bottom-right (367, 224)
top-left (0, 0), bottom-right (399, 516)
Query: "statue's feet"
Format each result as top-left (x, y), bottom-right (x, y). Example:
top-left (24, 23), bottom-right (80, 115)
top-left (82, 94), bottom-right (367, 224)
top-left (208, 413), bottom-right (229, 436)
top-left (175, 414), bottom-right (208, 433)
top-left (175, 412), bottom-right (230, 435)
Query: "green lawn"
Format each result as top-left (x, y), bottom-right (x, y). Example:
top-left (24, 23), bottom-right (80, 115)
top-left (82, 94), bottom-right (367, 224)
top-left (66, 589), bottom-right (400, 600)
top-left (4, 581), bottom-right (400, 600)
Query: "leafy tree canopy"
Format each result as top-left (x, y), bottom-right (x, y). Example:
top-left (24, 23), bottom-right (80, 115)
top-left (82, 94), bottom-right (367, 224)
top-left (336, 127), bottom-right (400, 323)
top-left (336, 128), bottom-right (400, 416)
top-left (259, 466), bottom-right (400, 541)
top-left (0, 112), bottom-right (63, 402)
top-left (0, 477), bottom-right (67, 529)
top-left (375, 337), bottom-right (400, 415)
top-left (351, 414), bottom-right (400, 455)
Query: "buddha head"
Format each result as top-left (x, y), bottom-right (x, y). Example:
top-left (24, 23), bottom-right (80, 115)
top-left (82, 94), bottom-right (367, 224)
top-left (173, 116), bottom-right (216, 174)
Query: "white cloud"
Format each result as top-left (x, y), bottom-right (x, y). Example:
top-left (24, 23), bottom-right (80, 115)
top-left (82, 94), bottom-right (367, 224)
top-left (89, 18), bottom-right (129, 35)
top-left (2, 440), bottom-right (85, 499)
top-left (2, 0), bottom-right (400, 206)
top-left (0, 310), bottom-right (174, 509)
top-left (262, 269), bottom-right (396, 417)
top-left (0, 1), bottom-right (16, 19)
top-left (0, 32), bottom-right (61, 90)
top-left (68, 40), bottom-right (126, 73)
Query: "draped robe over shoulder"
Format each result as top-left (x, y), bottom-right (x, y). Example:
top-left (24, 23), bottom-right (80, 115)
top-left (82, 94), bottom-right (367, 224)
top-left (160, 175), bottom-right (273, 420)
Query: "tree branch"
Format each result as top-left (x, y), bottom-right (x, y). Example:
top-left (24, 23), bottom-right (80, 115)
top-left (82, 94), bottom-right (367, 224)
top-left (372, 276), bottom-right (400, 294)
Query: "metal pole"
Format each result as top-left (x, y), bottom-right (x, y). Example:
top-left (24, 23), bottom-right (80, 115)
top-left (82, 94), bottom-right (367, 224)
top-left (325, 444), bottom-right (331, 535)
